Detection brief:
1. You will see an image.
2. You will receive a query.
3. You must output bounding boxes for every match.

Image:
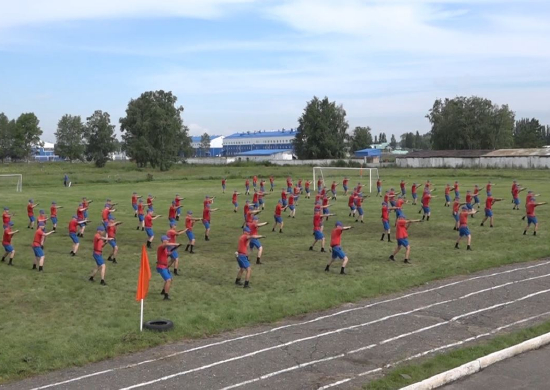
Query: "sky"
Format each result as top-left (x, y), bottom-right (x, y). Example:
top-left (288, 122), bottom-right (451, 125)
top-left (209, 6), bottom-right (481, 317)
top-left (1, 0), bottom-right (549, 142)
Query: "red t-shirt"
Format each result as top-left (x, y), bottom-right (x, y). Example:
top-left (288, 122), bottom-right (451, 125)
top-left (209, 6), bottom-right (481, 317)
top-left (466, 194), bottom-right (472, 203)
top-left (330, 227), bottom-right (343, 247)
top-left (69, 219), bottom-right (78, 233)
top-left (381, 205), bottom-right (389, 221)
top-left (102, 208), bottom-right (110, 222)
top-left (348, 195), bottom-right (355, 207)
top-left (144, 214), bottom-right (153, 228)
top-left (397, 198), bottom-right (404, 208)
top-left (288, 195), bottom-right (294, 205)
top-left (203, 208), bottom-right (211, 222)
top-left (343, 179), bottom-right (349, 186)
top-left (445, 186), bottom-right (450, 195)
top-left (281, 190), bottom-right (287, 201)
top-left (512, 187), bottom-right (520, 198)
top-left (377, 180), bottom-right (381, 187)
top-left (305, 181), bottom-right (310, 189)
top-left (487, 184), bottom-right (492, 192)
top-left (275, 204), bottom-right (282, 216)
top-left (156, 246), bottom-right (169, 269)
top-left (454, 184), bottom-right (459, 192)
top-left (253, 176), bottom-right (258, 183)
top-left (137, 203), bottom-right (144, 215)
top-left (27, 204), bottom-right (34, 217)
top-left (185, 216), bottom-right (194, 231)
top-left (132, 195), bottom-right (138, 205)
top-left (459, 211), bottom-right (469, 227)
top-left (331, 183), bottom-right (336, 191)
top-left (222, 179), bottom-right (226, 185)
top-left (33, 229), bottom-right (44, 247)
top-left (526, 202), bottom-right (537, 217)
top-left (238, 234), bottom-right (249, 255)
top-left (93, 233), bottom-right (104, 254)
top-left (232, 193), bottom-right (238, 203)
top-left (2, 212), bottom-right (10, 224)
top-left (175, 197), bottom-right (181, 207)
top-left (422, 194), bottom-right (431, 207)
top-left (245, 180), bottom-right (250, 186)
top-left (473, 188), bottom-right (480, 196)
top-left (355, 196), bottom-right (362, 208)
top-left (313, 214), bottom-right (322, 231)
top-left (396, 219), bottom-right (408, 239)
top-left (485, 197), bottom-right (494, 210)
top-left (147, 197), bottom-right (153, 206)
top-left (107, 224), bottom-right (117, 238)
top-left (2, 228), bottom-right (12, 245)
top-left (248, 222), bottom-right (258, 236)
top-left (411, 185), bottom-right (417, 194)
top-left (253, 193), bottom-right (259, 203)
top-left (50, 206), bottom-right (57, 217)
top-left (167, 228), bottom-right (177, 243)
top-left (400, 182), bottom-right (405, 189)
top-left (243, 204), bottom-right (249, 216)
top-left (169, 206), bottom-right (177, 220)
top-left (453, 201), bottom-right (460, 213)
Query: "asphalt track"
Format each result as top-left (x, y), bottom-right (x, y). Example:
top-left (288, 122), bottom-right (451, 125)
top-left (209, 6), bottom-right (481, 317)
top-left (5, 259), bottom-right (550, 390)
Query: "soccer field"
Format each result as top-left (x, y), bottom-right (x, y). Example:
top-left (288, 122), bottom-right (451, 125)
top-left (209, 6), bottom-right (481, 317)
top-left (1, 162), bottom-right (549, 383)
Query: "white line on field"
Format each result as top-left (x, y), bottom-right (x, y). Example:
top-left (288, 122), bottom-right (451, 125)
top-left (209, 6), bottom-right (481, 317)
top-left (118, 283), bottom-right (550, 389)
top-left (317, 310), bottom-right (550, 389)
top-left (30, 260), bottom-right (550, 390)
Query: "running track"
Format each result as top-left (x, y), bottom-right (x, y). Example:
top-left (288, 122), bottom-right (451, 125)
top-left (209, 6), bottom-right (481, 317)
top-left (5, 259), bottom-right (550, 390)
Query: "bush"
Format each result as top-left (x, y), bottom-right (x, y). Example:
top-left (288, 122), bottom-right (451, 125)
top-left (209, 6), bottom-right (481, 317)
top-left (146, 173), bottom-right (154, 181)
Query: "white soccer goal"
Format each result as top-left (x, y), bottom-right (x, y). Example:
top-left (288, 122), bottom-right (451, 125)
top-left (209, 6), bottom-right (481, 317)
top-left (0, 174), bottom-right (23, 192)
top-left (313, 167), bottom-right (378, 193)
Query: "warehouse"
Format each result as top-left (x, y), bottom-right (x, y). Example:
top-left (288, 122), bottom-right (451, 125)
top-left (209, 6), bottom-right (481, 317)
top-left (396, 149), bottom-right (550, 169)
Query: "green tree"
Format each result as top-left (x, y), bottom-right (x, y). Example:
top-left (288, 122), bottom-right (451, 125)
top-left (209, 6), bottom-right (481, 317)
top-left (54, 114), bottom-right (86, 161)
top-left (379, 133), bottom-right (387, 143)
top-left (400, 132), bottom-right (415, 149)
top-left (514, 118), bottom-right (545, 148)
top-left (11, 113), bottom-right (42, 160)
top-left (84, 110), bottom-right (116, 168)
top-left (390, 134), bottom-right (397, 149)
top-left (294, 96), bottom-right (349, 159)
top-left (120, 90), bottom-right (192, 170)
top-left (0, 113), bottom-right (14, 162)
top-left (200, 133), bottom-right (211, 157)
top-left (374, 135), bottom-right (378, 144)
top-left (427, 96), bottom-right (514, 150)
top-left (349, 126), bottom-right (373, 152)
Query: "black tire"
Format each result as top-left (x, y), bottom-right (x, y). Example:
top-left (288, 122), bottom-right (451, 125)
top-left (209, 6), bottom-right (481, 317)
top-left (143, 319), bottom-right (174, 332)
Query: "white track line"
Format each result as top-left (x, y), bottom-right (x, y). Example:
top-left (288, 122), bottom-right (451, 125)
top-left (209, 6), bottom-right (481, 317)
top-left (317, 311), bottom-right (550, 389)
top-left (30, 260), bottom-right (550, 390)
top-left (121, 286), bottom-right (550, 389)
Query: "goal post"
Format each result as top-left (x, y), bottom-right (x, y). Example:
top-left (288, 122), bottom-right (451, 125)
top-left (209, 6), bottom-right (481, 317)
top-left (0, 174), bottom-right (23, 192)
top-left (313, 167), bottom-right (378, 193)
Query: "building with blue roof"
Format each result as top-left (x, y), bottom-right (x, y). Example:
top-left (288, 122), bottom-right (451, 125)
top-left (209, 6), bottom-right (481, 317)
top-left (222, 129), bottom-right (297, 156)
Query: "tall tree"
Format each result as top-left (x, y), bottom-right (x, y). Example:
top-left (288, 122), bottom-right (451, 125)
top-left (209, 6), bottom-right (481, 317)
top-left (378, 133), bottom-right (387, 143)
top-left (514, 118), bottom-right (545, 148)
top-left (349, 126), bottom-right (373, 152)
top-left (374, 135), bottom-right (378, 144)
top-left (84, 110), bottom-right (116, 168)
top-left (427, 96), bottom-right (514, 150)
top-left (200, 133), bottom-right (211, 157)
top-left (294, 96), bottom-right (349, 159)
top-left (390, 134), bottom-right (397, 149)
top-left (120, 90), bottom-right (192, 170)
top-left (54, 114), bottom-right (86, 161)
top-left (0, 113), bottom-right (13, 162)
top-left (11, 113), bottom-right (42, 160)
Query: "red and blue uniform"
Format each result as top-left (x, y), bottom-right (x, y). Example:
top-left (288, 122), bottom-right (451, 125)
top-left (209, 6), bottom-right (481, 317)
top-left (330, 226), bottom-right (346, 260)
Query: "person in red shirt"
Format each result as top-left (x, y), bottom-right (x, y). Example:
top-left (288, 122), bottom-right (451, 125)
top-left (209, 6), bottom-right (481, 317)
top-left (310, 209), bottom-right (334, 252)
top-left (354, 193), bottom-right (365, 223)
top-left (376, 178), bottom-right (383, 197)
top-left (69, 215), bottom-right (89, 256)
top-left (235, 227), bottom-right (265, 288)
top-left (221, 178), bottom-right (227, 194)
top-left (348, 192), bottom-right (357, 218)
top-left (269, 175), bottom-right (275, 192)
top-left (287, 192), bottom-right (297, 218)
top-left (89, 226), bottom-right (113, 285)
top-left (330, 181), bottom-right (339, 200)
top-left (258, 188), bottom-right (269, 210)
top-left (451, 181), bottom-right (460, 198)
top-left (232, 190), bottom-right (241, 213)
top-left (146, 194), bottom-right (155, 211)
top-left (245, 178), bottom-right (251, 195)
top-left (260, 179), bottom-right (266, 192)
top-left (253, 175), bottom-right (258, 189)
top-left (2, 207), bottom-right (12, 226)
top-left (101, 203), bottom-right (116, 229)
top-left (38, 210), bottom-right (49, 230)
top-left (131, 192), bottom-right (142, 217)
top-left (465, 190), bottom-right (474, 216)
top-left (50, 201), bottom-right (62, 231)
top-left (137, 199), bottom-right (145, 231)
top-left (380, 202), bottom-right (397, 242)
top-left (166, 223), bottom-right (188, 276)
top-left (2, 221), bottom-right (19, 266)
top-left (248, 216), bottom-right (268, 264)
top-left (400, 180), bottom-right (407, 197)
top-left (522, 191), bottom-right (541, 221)
top-left (444, 184), bottom-right (452, 207)
top-left (27, 199), bottom-right (39, 229)
top-left (421, 190), bottom-right (436, 221)
top-left (523, 197), bottom-right (547, 236)
top-left (184, 211), bottom-right (202, 253)
top-left (343, 177), bottom-right (349, 195)
top-left (486, 181), bottom-right (493, 196)
top-left (82, 197), bottom-right (93, 220)
top-left (32, 222), bottom-right (55, 271)
top-left (286, 176), bottom-right (293, 192)
top-left (389, 216), bottom-right (422, 264)
top-left (175, 194), bottom-right (184, 220)
top-left (272, 200), bottom-right (288, 233)
top-left (455, 206), bottom-right (477, 250)
top-left (452, 196), bottom-right (466, 231)
top-left (281, 188), bottom-right (289, 207)
top-left (76, 202), bottom-right (88, 237)
top-left (157, 235), bottom-right (182, 300)
top-left (512, 183), bottom-right (526, 210)
top-left (388, 188), bottom-right (397, 207)
top-left (325, 221), bottom-right (353, 274)
top-left (106, 216), bottom-right (123, 264)
top-left (472, 185), bottom-right (484, 209)
top-left (411, 183), bottom-right (421, 205)
top-left (297, 178), bottom-right (303, 193)
top-left (145, 209), bottom-right (162, 248)
top-left (511, 180), bottom-right (517, 203)
top-left (480, 195), bottom-right (503, 227)
top-left (202, 204), bottom-right (219, 241)
top-left (203, 195), bottom-right (215, 208)
top-left (168, 201), bottom-right (178, 225)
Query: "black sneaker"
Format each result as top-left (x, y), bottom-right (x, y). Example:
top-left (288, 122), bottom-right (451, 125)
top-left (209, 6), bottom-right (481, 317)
top-left (321, 248), bottom-right (326, 252)
top-left (389, 255), bottom-right (395, 261)
top-left (89, 276), bottom-right (94, 282)
top-left (100, 280), bottom-right (107, 286)
top-left (243, 284), bottom-right (251, 289)
top-left (309, 246), bottom-right (314, 251)
top-left (404, 259), bottom-right (411, 264)
top-left (163, 295), bottom-right (171, 300)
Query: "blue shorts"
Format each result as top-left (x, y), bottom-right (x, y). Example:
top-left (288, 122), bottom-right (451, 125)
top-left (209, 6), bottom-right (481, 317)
top-left (382, 220), bottom-right (390, 231)
top-left (474, 196), bottom-right (480, 204)
top-left (459, 226), bottom-right (470, 237)
top-left (485, 209), bottom-right (493, 217)
top-left (274, 216), bottom-right (282, 224)
top-left (397, 238), bottom-right (409, 248)
top-left (331, 190), bottom-right (336, 195)
top-left (323, 207), bottom-right (329, 214)
top-left (349, 205), bottom-right (356, 212)
top-left (455, 191), bottom-right (460, 198)
top-left (466, 203), bottom-right (473, 210)
top-left (253, 202), bottom-right (259, 209)
top-left (145, 227), bottom-right (154, 237)
top-left (249, 238), bottom-right (262, 249)
top-left (287, 187), bottom-right (292, 193)
top-left (423, 206), bottom-right (430, 214)
top-left (401, 189), bottom-right (406, 195)
top-left (148, 206), bottom-right (154, 211)
top-left (289, 205), bottom-right (295, 211)
top-left (253, 182), bottom-right (257, 187)
top-left (314, 230), bottom-right (324, 240)
top-left (514, 198), bottom-right (520, 205)
top-left (270, 183), bottom-right (274, 188)
top-left (222, 184), bottom-right (226, 189)
top-left (233, 202), bottom-right (238, 208)
top-left (259, 199), bottom-right (264, 205)
top-left (108, 240), bottom-right (117, 248)
top-left (282, 200), bottom-right (288, 207)
top-left (78, 220), bottom-right (87, 227)
top-left (396, 209), bottom-right (404, 218)
top-left (390, 201), bottom-right (396, 207)
top-left (237, 254), bottom-right (250, 269)
top-left (527, 216), bottom-right (538, 225)
top-left (176, 207), bottom-right (181, 214)
top-left (453, 213), bottom-right (459, 222)
top-left (186, 230), bottom-right (195, 241)
top-left (412, 193), bottom-right (417, 199)
top-left (246, 186), bottom-right (249, 191)
top-left (445, 195), bottom-right (451, 202)
top-left (132, 204), bottom-right (138, 211)
top-left (170, 249), bottom-right (179, 259)
top-left (260, 186), bottom-right (265, 192)
top-left (93, 253), bottom-right (104, 266)
top-left (70, 233), bottom-right (79, 243)
top-left (306, 188), bottom-right (310, 194)
top-left (377, 186), bottom-right (381, 193)
top-left (157, 267), bottom-right (172, 281)
top-left (169, 218), bottom-right (176, 225)
top-left (3, 244), bottom-right (13, 253)
top-left (51, 217), bottom-right (58, 224)
top-left (331, 245), bottom-right (346, 260)
top-left (29, 216), bottom-right (35, 222)
top-left (203, 221), bottom-right (210, 229)
top-left (343, 185), bottom-right (348, 192)
top-left (357, 207), bottom-right (364, 216)
top-left (138, 214), bottom-right (144, 222)
top-left (33, 246), bottom-right (44, 257)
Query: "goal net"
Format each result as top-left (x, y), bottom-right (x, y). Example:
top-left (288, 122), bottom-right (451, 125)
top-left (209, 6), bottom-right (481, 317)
top-left (0, 174), bottom-right (23, 192)
top-left (313, 167), bottom-right (378, 193)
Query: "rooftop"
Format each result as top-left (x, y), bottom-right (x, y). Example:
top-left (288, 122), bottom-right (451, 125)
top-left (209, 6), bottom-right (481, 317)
top-left (225, 129), bottom-right (297, 140)
top-left (236, 149), bottom-right (293, 156)
top-left (398, 150), bottom-right (493, 158)
top-left (190, 135), bottom-right (221, 143)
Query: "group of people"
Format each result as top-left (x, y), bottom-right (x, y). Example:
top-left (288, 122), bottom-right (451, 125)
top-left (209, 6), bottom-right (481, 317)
top-left (2, 174), bottom-right (545, 299)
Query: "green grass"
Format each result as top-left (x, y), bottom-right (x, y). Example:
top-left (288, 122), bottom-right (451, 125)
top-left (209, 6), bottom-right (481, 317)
top-left (1, 162), bottom-right (549, 384)
top-left (365, 319), bottom-right (550, 389)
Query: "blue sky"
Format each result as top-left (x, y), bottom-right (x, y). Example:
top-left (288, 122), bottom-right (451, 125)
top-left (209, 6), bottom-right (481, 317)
top-left (1, 0), bottom-right (549, 141)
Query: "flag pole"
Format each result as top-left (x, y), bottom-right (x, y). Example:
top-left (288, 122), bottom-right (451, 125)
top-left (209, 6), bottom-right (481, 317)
top-left (140, 299), bottom-right (144, 332)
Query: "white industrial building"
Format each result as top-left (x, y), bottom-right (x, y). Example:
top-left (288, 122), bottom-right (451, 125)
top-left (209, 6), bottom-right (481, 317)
top-left (235, 149), bottom-right (294, 162)
top-left (396, 149), bottom-right (550, 169)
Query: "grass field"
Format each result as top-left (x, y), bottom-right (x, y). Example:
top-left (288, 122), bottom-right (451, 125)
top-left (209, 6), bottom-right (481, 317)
top-left (1, 162), bottom-right (549, 384)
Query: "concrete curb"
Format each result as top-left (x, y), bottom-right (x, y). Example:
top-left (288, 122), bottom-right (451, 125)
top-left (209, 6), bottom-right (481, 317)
top-left (400, 331), bottom-right (550, 390)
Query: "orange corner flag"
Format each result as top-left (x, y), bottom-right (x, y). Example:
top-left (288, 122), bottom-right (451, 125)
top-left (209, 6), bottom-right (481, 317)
top-left (136, 245), bottom-right (152, 301)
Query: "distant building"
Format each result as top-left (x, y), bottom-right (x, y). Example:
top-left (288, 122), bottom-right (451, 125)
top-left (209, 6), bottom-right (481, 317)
top-left (32, 141), bottom-right (62, 162)
top-left (235, 149), bottom-right (294, 162)
top-left (354, 148), bottom-right (381, 163)
top-left (223, 129), bottom-right (297, 157)
top-left (191, 135), bottom-right (225, 157)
